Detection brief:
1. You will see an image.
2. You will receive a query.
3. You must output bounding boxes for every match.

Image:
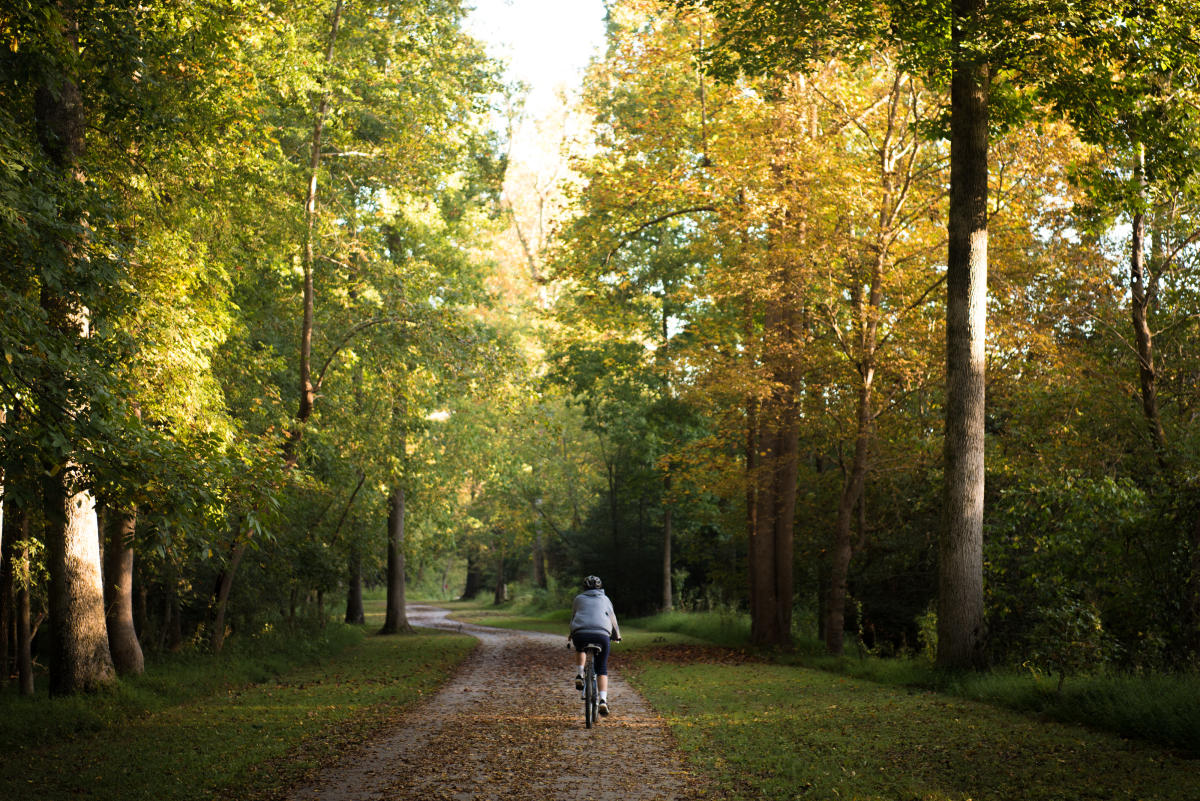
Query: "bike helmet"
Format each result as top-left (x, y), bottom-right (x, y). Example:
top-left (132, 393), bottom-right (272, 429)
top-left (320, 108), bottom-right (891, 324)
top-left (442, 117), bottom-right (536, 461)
top-left (583, 575), bottom-right (603, 590)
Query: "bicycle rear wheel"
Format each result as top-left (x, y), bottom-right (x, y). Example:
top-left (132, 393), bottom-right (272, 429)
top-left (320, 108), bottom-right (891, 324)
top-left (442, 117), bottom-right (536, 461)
top-left (584, 654), bottom-right (596, 728)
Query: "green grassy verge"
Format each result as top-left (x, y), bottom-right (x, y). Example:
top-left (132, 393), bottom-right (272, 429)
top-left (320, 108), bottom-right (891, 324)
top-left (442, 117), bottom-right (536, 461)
top-left (454, 596), bottom-right (1200, 756)
top-left (631, 659), bottom-right (1200, 801)
top-left (0, 613), bottom-right (474, 801)
top-left (788, 652), bottom-right (1200, 756)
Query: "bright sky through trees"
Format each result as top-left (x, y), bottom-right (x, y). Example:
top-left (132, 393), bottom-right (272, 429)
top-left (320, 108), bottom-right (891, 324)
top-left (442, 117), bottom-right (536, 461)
top-left (466, 0), bottom-right (607, 115)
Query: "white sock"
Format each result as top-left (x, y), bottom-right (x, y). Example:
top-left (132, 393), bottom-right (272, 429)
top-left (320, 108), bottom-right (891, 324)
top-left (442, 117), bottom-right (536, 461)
top-left (576, 669), bottom-right (584, 677)
top-left (599, 691), bottom-right (607, 701)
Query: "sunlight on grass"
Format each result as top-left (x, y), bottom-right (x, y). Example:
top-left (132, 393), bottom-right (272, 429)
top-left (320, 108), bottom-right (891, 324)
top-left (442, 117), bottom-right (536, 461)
top-left (632, 661), bottom-right (1200, 801)
top-left (0, 629), bottom-right (475, 801)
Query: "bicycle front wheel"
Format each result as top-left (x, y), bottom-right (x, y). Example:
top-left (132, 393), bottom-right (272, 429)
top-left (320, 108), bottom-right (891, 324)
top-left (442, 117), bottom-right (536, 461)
top-left (584, 658), bottom-right (596, 728)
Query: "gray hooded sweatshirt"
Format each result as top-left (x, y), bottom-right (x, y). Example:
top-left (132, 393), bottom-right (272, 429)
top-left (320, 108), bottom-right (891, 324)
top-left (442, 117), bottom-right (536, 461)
top-left (569, 588), bottom-right (621, 638)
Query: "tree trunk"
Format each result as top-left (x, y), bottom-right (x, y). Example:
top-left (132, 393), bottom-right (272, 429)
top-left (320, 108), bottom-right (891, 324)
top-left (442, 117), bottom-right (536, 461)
top-left (345, 549), bottom-right (365, 624)
top-left (103, 506), bottom-right (144, 675)
top-left (44, 474), bottom-right (115, 694)
top-left (1129, 150), bottom-right (1167, 460)
top-left (750, 395), bottom-right (782, 645)
top-left (462, 549), bottom-right (484, 600)
top-left (285, 0), bottom-right (344, 466)
top-left (0, 492), bottom-right (12, 685)
top-left (772, 396), bottom-right (799, 644)
top-left (533, 525), bottom-right (547, 590)
top-left (1, 494), bottom-right (31, 694)
top-left (662, 474), bottom-right (674, 612)
top-left (379, 486), bottom-right (411, 634)
top-left (826, 377), bottom-right (874, 655)
top-left (749, 302), bottom-right (801, 647)
top-left (938, 0), bottom-right (989, 670)
top-left (210, 540), bottom-right (247, 653)
top-left (17, 537), bottom-right (34, 696)
top-left (493, 538), bottom-right (507, 606)
top-left (34, 0), bottom-right (114, 696)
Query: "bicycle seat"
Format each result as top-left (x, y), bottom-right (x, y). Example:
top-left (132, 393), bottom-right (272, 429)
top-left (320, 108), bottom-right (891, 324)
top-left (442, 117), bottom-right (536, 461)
top-left (584, 643), bottom-right (603, 653)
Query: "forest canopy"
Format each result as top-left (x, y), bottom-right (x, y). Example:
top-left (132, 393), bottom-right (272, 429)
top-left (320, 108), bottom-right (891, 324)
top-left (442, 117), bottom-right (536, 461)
top-left (2, 0), bottom-right (1200, 696)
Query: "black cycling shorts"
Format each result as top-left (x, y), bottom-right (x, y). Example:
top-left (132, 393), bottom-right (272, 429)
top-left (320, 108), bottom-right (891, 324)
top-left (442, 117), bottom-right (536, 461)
top-left (571, 630), bottom-right (611, 676)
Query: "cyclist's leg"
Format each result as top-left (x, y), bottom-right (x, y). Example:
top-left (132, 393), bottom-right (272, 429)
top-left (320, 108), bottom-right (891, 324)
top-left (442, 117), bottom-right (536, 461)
top-left (571, 635), bottom-right (586, 686)
top-left (591, 635), bottom-right (612, 700)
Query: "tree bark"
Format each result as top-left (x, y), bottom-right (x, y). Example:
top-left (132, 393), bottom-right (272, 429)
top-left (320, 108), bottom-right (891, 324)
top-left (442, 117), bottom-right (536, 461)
top-left (286, 0), bottom-right (345, 465)
top-left (938, 0), bottom-right (990, 670)
top-left (44, 474), bottom-right (115, 694)
top-left (0, 490), bottom-right (31, 694)
top-left (662, 474), bottom-right (674, 612)
top-left (461, 549), bottom-right (484, 600)
top-left (210, 540), bottom-right (247, 653)
top-left (34, 0), bottom-right (115, 696)
top-left (103, 506), bottom-right (144, 675)
top-left (749, 296), bottom-right (801, 647)
top-left (0, 490), bottom-right (11, 685)
top-left (17, 535), bottom-right (34, 695)
top-left (379, 486), bottom-right (411, 634)
top-left (826, 375), bottom-right (874, 655)
top-left (493, 538), bottom-right (507, 606)
top-left (1129, 146), bottom-right (1167, 461)
top-left (345, 548), bottom-right (365, 624)
top-left (533, 524), bottom-right (547, 590)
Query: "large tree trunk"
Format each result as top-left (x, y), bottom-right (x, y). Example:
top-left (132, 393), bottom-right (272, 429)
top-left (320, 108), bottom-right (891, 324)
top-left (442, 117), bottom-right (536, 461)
top-left (34, 0), bottom-right (114, 696)
top-left (379, 486), bottom-right (411, 634)
top-left (345, 549), bottom-right (365, 624)
top-left (749, 299), bottom-right (801, 647)
top-left (938, 0), bottom-right (990, 670)
top-left (103, 507), bottom-right (144, 675)
top-left (461, 549), bottom-right (484, 600)
top-left (44, 474), bottom-right (115, 694)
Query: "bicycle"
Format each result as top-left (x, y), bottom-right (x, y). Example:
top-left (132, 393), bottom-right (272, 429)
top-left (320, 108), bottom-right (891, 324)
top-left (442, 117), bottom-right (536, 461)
top-left (581, 642), bottom-right (602, 728)
top-left (570, 635), bottom-right (619, 728)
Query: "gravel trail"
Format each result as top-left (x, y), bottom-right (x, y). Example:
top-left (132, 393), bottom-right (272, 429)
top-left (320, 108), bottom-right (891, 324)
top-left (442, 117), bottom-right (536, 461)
top-left (288, 606), bottom-right (702, 801)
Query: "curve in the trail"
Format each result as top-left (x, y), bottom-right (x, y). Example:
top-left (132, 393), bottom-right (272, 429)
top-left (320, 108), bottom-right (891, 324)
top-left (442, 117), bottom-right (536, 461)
top-left (289, 605), bottom-right (700, 801)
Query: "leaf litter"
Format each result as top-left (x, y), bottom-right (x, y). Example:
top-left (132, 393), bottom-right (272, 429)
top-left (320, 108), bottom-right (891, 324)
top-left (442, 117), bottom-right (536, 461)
top-left (288, 606), bottom-right (708, 801)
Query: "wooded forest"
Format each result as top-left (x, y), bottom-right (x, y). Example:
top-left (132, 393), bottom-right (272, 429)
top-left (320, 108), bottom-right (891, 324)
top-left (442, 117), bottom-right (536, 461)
top-left (3, 0), bottom-right (1200, 700)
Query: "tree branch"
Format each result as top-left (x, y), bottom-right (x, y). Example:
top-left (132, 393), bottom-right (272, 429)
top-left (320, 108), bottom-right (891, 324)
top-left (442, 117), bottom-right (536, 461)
top-left (602, 205), bottom-right (718, 269)
top-left (313, 316), bottom-right (403, 393)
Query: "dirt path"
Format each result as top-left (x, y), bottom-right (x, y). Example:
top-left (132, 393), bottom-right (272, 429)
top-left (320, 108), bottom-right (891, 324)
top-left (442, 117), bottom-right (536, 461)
top-left (288, 606), bottom-right (703, 801)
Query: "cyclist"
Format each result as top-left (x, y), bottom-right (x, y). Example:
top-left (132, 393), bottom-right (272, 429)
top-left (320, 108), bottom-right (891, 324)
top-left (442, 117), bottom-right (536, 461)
top-left (568, 575), bottom-right (621, 716)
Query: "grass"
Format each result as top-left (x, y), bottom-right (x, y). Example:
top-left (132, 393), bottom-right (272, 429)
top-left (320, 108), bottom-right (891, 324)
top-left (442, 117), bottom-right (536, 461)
top-left (628, 609), bottom-right (753, 648)
top-left (632, 659), bottom-right (1200, 801)
top-left (0, 622), bottom-right (363, 751)
top-left (0, 601), bottom-right (475, 801)
top-left (452, 593), bottom-right (1200, 755)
